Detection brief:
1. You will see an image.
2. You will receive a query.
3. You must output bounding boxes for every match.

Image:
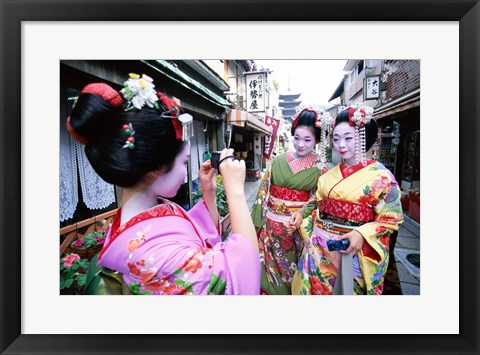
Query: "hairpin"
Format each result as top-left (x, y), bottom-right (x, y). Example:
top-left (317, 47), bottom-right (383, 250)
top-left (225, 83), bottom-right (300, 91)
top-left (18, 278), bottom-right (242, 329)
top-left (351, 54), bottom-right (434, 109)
top-left (122, 123), bottom-right (135, 149)
top-left (156, 93), bottom-right (193, 141)
top-left (316, 109), bottom-right (333, 165)
top-left (348, 103), bottom-right (374, 165)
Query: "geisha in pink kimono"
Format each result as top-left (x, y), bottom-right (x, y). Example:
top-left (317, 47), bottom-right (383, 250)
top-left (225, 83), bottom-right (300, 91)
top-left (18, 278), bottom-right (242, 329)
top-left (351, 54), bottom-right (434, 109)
top-left (97, 195), bottom-right (260, 295)
top-left (290, 104), bottom-right (403, 295)
top-left (251, 107), bottom-right (331, 294)
top-left (67, 75), bottom-right (260, 295)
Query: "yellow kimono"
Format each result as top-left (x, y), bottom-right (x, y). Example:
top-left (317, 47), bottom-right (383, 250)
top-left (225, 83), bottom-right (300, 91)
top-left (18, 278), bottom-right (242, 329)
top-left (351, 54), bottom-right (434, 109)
top-left (292, 160), bottom-right (403, 295)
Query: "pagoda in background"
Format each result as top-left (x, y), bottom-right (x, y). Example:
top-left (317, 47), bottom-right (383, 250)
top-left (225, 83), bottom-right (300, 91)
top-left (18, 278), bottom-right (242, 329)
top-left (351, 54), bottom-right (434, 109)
top-left (278, 78), bottom-right (302, 123)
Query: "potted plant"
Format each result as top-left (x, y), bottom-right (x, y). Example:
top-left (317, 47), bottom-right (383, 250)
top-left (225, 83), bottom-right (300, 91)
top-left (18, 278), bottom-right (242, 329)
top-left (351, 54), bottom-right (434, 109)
top-left (192, 175), bottom-right (230, 233)
top-left (70, 230), bottom-right (106, 260)
top-left (60, 253), bottom-right (90, 295)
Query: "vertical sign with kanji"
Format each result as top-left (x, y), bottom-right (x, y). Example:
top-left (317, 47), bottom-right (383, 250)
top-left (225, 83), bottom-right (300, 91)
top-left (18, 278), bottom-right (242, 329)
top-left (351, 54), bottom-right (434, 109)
top-left (263, 116), bottom-right (280, 159)
top-left (364, 75), bottom-right (381, 100)
top-left (246, 72), bottom-right (266, 113)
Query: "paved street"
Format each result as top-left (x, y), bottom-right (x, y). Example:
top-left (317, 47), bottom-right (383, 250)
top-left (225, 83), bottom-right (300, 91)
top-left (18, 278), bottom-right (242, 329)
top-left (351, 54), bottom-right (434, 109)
top-left (241, 178), bottom-right (421, 295)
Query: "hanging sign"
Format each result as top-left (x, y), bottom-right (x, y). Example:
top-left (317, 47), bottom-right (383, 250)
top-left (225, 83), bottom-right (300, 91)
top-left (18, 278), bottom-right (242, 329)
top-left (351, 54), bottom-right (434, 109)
top-left (364, 75), bottom-right (381, 100)
top-left (246, 72), bottom-right (266, 113)
top-left (263, 116), bottom-right (280, 159)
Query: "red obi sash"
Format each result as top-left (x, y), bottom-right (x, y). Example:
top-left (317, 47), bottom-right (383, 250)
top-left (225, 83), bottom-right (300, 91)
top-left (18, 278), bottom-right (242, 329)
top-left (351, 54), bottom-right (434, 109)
top-left (270, 185), bottom-right (310, 202)
top-left (318, 198), bottom-right (375, 222)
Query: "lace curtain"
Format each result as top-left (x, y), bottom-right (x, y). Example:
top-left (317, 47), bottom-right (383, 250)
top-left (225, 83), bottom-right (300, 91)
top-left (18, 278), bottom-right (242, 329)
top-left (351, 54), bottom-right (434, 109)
top-left (60, 126), bottom-right (79, 222)
top-left (77, 143), bottom-right (115, 210)
top-left (60, 137), bottom-right (116, 222)
top-left (60, 88), bottom-right (115, 222)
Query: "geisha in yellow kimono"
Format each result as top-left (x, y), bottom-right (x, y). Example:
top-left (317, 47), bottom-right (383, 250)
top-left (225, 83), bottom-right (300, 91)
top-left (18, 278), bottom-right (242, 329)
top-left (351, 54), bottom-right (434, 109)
top-left (291, 104), bottom-right (403, 295)
top-left (251, 107), bottom-right (331, 295)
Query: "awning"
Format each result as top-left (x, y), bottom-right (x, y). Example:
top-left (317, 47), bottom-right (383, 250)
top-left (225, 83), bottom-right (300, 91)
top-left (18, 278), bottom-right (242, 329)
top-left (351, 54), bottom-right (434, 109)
top-left (328, 79), bottom-right (344, 102)
top-left (142, 60), bottom-right (233, 108)
top-left (227, 109), bottom-right (272, 136)
top-left (374, 96), bottom-right (420, 119)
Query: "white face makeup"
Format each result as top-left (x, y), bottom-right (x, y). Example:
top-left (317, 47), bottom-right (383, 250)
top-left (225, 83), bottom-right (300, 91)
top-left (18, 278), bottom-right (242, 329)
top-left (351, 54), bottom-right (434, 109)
top-left (292, 126), bottom-right (316, 157)
top-left (332, 122), bottom-right (357, 165)
top-left (152, 141), bottom-right (190, 198)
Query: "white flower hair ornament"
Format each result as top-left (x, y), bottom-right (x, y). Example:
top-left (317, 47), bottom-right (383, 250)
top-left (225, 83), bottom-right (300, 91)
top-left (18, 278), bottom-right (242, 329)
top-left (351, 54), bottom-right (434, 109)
top-left (348, 103), bottom-right (375, 166)
top-left (117, 73), bottom-right (194, 150)
top-left (120, 73), bottom-right (159, 111)
top-left (315, 109), bottom-right (334, 130)
top-left (350, 103), bottom-right (374, 127)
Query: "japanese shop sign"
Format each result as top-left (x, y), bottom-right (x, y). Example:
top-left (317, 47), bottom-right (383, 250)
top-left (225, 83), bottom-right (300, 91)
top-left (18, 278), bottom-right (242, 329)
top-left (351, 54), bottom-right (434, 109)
top-left (364, 75), bottom-right (381, 100)
top-left (246, 72), bottom-right (266, 113)
top-left (263, 116), bottom-right (280, 159)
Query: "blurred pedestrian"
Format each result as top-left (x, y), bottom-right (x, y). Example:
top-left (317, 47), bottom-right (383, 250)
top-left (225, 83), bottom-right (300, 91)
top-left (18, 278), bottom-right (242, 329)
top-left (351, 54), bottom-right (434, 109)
top-left (67, 73), bottom-right (260, 295)
top-left (251, 107), bottom-right (331, 294)
top-left (291, 103), bottom-right (403, 295)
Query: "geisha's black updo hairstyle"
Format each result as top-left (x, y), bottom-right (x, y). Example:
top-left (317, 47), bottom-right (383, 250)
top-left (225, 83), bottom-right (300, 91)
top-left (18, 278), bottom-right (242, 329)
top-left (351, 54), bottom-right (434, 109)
top-left (290, 108), bottom-right (322, 142)
top-left (67, 83), bottom-right (184, 188)
top-left (335, 106), bottom-right (378, 152)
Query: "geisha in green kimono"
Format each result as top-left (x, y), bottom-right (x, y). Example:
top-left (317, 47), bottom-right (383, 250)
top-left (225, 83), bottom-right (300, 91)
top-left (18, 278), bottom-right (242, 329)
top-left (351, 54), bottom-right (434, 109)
top-left (251, 107), bottom-right (332, 294)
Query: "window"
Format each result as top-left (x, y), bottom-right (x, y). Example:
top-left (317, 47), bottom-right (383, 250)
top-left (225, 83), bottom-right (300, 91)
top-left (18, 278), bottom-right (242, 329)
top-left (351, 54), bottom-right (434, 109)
top-left (350, 60), bottom-right (365, 83)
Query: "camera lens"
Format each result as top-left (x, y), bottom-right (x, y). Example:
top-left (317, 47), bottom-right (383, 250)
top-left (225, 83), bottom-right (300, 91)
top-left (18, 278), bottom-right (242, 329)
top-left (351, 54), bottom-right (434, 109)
top-left (211, 151), bottom-right (221, 169)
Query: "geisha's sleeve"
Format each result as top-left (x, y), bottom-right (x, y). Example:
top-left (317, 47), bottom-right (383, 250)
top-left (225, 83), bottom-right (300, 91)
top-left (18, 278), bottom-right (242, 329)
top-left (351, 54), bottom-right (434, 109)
top-left (209, 233), bottom-right (261, 295)
top-left (250, 163), bottom-right (272, 229)
top-left (354, 172), bottom-right (404, 264)
top-left (299, 174), bottom-right (324, 218)
top-left (188, 198), bottom-right (221, 245)
top-left (300, 187), bottom-right (320, 218)
top-left (119, 217), bottom-right (260, 295)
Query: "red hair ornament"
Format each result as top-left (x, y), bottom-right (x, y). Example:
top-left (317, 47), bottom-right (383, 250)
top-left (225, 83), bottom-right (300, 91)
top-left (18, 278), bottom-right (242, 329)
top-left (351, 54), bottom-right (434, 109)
top-left (66, 83), bottom-right (124, 145)
top-left (81, 83), bottom-right (123, 108)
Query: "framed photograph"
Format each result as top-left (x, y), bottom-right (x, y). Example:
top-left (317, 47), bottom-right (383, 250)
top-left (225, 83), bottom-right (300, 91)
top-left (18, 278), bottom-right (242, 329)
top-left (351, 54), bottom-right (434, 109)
top-left (1, 0), bottom-right (479, 354)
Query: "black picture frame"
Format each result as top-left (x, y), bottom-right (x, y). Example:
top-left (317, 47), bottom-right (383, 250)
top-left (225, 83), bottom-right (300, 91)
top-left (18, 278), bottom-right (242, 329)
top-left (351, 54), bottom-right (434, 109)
top-left (1, 1), bottom-right (479, 354)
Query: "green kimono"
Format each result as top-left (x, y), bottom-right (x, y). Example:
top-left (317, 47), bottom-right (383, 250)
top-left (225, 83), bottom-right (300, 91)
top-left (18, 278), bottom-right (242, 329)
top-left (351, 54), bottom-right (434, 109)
top-left (251, 152), bottom-right (324, 294)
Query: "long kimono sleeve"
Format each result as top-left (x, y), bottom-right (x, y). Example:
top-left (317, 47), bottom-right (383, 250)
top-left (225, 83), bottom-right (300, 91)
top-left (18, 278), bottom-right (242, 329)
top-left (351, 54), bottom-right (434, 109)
top-left (209, 233), bottom-right (261, 295)
top-left (250, 164), bottom-right (272, 229)
top-left (103, 214), bottom-right (260, 295)
top-left (300, 188), bottom-right (319, 218)
top-left (355, 173), bottom-right (404, 265)
top-left (188, 198), bottom-right (221, 245)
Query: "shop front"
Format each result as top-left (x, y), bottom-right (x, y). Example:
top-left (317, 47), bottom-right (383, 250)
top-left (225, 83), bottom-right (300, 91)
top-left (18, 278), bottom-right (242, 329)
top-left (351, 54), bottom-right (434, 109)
top-left (226, 109), bottom-right (272, 180)
top-left (60, 60), bottom-right (232, 227)
top-left (375, 97), bottom-right (420, 222)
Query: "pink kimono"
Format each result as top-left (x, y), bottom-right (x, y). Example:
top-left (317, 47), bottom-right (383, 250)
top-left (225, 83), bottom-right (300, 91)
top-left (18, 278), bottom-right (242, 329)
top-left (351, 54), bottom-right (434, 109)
top-left (98, 199), bottom-right (260, 295)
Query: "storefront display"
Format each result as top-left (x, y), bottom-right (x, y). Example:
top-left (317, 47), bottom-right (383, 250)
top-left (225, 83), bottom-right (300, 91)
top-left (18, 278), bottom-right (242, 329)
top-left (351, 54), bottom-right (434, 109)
top-left (378, 125), bottom-right (398, 174)
top-left (401, 130), bottom-right (420, 189)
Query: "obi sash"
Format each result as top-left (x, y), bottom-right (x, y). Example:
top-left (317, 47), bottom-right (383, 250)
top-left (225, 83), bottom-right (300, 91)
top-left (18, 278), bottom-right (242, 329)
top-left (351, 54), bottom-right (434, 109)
top-left (314, 197), bottom-right (374, 236)
top-left (270, 185), bottom-right (310, 202)
top-left (267, 185), bottom-right (310, 216)
top-left (318, 197), bottom-right (375, 223)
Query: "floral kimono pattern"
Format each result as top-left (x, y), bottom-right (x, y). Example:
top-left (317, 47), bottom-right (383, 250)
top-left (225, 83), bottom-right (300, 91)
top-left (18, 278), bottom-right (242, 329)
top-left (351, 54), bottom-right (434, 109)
top-left (98, 199), bottom-right (260, 295)
top-left (251, 152), bottom-right (325, 294)
top-left (292, 160), bottom-right (403, 295)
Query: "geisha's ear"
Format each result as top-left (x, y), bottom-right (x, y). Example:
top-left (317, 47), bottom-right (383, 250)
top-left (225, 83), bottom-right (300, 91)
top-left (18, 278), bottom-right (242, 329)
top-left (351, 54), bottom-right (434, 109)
top-left (147, 167), bottom-right (168, 180)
